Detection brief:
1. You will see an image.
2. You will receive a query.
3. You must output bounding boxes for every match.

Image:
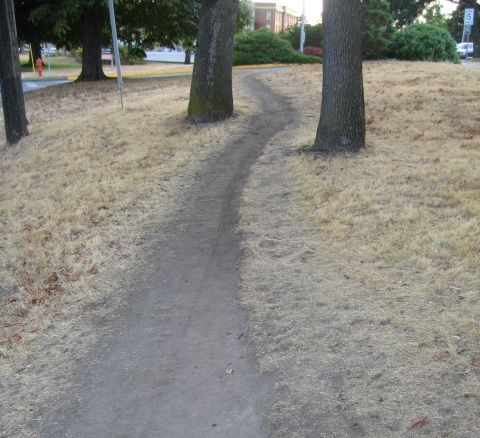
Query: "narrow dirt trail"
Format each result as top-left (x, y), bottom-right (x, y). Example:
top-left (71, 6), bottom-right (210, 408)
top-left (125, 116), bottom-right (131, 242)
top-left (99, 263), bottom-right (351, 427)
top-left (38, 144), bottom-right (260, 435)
top-left (41, 75), bottom-right (290, 438)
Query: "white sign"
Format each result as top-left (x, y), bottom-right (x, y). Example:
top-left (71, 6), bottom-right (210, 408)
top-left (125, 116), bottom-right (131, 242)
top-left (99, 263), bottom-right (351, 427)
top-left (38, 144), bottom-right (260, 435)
top-left (464, 8), bottom-right (474, 26)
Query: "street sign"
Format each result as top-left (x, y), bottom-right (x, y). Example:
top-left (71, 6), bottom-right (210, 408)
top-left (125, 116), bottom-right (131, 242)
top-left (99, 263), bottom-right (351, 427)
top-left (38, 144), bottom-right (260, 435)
top-left (464, 24), bottom-right (472, 35)
top-left (464, 8), bottom-right (474, 26)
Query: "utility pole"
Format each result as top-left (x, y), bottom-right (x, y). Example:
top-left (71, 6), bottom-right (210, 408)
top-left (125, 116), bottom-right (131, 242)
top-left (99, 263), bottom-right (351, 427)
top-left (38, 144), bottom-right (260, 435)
top-left (300, 0), bottom-right (305, 53)
top-left (0, 0), bottom-right (28, 145)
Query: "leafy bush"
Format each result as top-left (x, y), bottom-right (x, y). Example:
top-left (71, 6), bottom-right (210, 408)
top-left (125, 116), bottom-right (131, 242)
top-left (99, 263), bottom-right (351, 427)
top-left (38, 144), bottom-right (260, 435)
top-left (302, 46), bottom-right (323, 57)
top-left (233, 28), bottom-right (321, 65)
top-left (386, 23), bottom-right (459, 62)
top-left (279, 23), bottom-right (323, 51)
top-left (118, 45), bottom-right (146, 64)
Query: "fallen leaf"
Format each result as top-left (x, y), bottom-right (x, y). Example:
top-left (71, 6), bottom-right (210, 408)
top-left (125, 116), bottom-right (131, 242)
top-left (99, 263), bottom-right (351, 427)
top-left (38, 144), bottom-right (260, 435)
top-left (9, 333), bottom-right (22, 343)
top-left (7, 296), bottom-right (18, 303)
top-left (0, 333), bottom-right (22, 346)
top-left (89, 264), bottom-right (97, 275)
top-left (471, 360), bottom-right (480, 367)
top-left (47, 272), bottom-right (59, 283)
top-left (3, 320), bottom-right (22, 328)
top-left (226, 369), bottom-right (234, 375)
top-left (433, 157), bottom-right (440, 164)
top-left (407, 418), bottom-right (427, 430)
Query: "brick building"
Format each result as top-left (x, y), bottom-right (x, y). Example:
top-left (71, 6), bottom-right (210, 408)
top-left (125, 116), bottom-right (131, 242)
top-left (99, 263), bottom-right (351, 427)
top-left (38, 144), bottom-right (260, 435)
top-left (253, 2), bottom-right (299, 33)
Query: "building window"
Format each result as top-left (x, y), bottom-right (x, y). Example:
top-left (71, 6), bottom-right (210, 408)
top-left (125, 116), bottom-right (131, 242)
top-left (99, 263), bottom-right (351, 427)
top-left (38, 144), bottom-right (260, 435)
top-left (266, 11), bottom-right (271, 20)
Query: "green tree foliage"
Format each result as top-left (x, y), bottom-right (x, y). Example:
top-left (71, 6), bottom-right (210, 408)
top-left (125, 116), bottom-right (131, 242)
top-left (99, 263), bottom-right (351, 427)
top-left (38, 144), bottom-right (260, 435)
top-left (280, 2), bottom-right (395, 60)
top-left (17, 0), bottom-right (206, 79)
top-left (232, 28), bottom-right (321, 65)
top-left (236, 0), bottom-right (254, 33)
top-left (116, 0), bottom-right (201, 53)
top-left (279, 23), bottom-right (323, 51)
top-left (386, 22), bottom-right (459, 61)
top-left (361, 0), bottom-right (395, 58)
top-left (388, 0), bottom-right (435, 27)
top-left (420, 1), bottom-right (448, 29)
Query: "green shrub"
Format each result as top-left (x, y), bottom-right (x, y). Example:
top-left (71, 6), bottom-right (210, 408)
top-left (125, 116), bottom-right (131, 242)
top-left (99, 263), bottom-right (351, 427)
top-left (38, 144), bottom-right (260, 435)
top-left (386, 23), bottom-right (459, 62)
top-left (233, 28), bottom-right (321, 65)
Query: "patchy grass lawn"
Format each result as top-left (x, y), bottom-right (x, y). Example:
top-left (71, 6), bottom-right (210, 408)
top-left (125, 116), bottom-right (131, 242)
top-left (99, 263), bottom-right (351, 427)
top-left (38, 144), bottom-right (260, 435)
top-left (0, 73), bottom-right (259, 437)
top-left (241, 61), bottom-right (480, 437)
top-left (0, 61), bottom-right (479, 437)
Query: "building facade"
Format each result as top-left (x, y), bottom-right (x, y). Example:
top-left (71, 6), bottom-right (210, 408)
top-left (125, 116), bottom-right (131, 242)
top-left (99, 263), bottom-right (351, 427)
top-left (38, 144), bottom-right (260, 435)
top-left (253, 2), bottom-right (299, 33)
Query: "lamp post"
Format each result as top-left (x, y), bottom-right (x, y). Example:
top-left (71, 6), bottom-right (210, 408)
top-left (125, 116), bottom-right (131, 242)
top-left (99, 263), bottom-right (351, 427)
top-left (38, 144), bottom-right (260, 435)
top-left (300, 0), bottom-right (305, 53)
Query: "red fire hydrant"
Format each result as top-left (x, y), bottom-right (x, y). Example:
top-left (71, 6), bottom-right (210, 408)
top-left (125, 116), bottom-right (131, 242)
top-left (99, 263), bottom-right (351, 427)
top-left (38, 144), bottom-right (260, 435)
top-left (35, 58), bottom-right (43, 77)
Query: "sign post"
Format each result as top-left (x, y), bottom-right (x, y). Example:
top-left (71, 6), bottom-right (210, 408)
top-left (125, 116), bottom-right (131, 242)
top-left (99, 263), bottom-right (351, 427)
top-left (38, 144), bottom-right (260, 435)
top-left (108, 0), bottom-right (123, 108)
top-left (463, 8), bottom-right (475, 61)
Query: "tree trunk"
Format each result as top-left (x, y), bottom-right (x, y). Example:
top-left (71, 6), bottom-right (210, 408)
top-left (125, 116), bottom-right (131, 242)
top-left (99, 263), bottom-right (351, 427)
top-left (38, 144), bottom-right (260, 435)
top-left (28, 43), bottom-right (42, 67)
top-left (312, 0), bottom-right (365, 154)
top-left (0, 0), bottom-right (29, 145)
top-left (184, 47), bottom-right (192, 64)
top-left (187, 0), bottom-right (238, 123)
top-left (77, 2), bottom-right (107, 81)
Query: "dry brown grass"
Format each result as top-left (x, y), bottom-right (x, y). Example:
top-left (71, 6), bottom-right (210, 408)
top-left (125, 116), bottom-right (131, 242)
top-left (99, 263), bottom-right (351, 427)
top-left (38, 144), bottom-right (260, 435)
top-left (1, 61), bottom-right (479, 437)
top-left (0, 73), bottom-right (260, 437)
top-left (240, 62), bottom-right (480, 437)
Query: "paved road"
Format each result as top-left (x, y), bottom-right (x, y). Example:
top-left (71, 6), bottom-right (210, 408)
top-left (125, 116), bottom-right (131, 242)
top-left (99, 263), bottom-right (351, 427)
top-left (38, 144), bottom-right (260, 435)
top-left (145, 50), bottom-right (194, 63)
top-left (22, 79), bottom-right (70, 92)
top-left (0, 79), bottom-right (70, 99)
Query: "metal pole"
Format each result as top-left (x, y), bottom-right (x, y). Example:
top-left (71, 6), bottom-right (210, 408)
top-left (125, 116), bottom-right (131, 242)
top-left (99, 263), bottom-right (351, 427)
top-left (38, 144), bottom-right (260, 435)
top-left (47, 42), bottom-right (51, 76)
top-left (108, 0), bottom-right (123, 108)
top-left (300, 0), bottom-right (305, 53)
top-left (465, 33), bottom-right (470, 63)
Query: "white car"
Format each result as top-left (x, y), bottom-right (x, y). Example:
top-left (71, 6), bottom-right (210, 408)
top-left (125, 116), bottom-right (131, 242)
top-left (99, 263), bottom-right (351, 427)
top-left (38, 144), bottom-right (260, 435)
top-left (457, 42), bottom-right (473, 58)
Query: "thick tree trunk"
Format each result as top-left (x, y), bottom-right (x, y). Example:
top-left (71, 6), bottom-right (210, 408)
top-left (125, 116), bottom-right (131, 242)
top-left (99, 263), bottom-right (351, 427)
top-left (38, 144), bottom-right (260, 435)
top-left (184, 48), bottom-right (192, 64)
top-left (0, 0), bottom-right (28, 145)
top-left (187, 0), bottom-right (238, 123)
top-left (77, 2), bottom-right (107, 81)
top-left (28, 43), bottom-right (42, 67)
top-left (313, 0), bottom-right (365, 154)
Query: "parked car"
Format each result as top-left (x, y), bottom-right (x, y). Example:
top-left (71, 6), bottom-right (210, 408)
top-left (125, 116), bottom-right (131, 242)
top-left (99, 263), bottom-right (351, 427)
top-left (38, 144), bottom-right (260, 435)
top-left (42, 44), bottom-right (57, 54)
top-left (457, 42), bottom-right (473, 58)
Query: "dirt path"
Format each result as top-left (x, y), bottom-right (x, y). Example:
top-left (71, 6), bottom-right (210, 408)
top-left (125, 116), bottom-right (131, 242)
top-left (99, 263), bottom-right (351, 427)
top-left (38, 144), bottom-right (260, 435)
top-left (39, 75), bottom-right (290, 438)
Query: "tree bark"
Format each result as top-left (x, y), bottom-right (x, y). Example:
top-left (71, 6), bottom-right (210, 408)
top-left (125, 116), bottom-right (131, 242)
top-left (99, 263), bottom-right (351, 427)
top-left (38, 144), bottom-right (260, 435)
top-left (77, 2), bottom-right (107, 81)
top-left (184, 48), bottom-right (192, 64)
top-left (187, 0), bottom-right (238, 123)
top-left (313, 0), bottom-right (365, 154)
top-left (28, 43), bottom-right (42, 67)
top-left (0, 0), bottom-right (29, 145)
